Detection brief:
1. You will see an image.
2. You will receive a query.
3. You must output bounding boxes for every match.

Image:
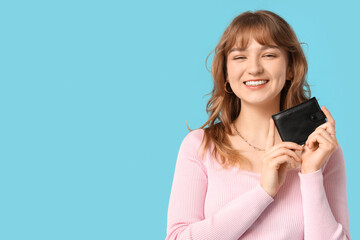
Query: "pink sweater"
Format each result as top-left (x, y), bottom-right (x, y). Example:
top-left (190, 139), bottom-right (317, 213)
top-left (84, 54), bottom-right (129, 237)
top-left (166, 129), bottom-right (350, 240)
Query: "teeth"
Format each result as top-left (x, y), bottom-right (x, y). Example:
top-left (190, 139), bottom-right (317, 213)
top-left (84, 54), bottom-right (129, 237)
top-left (245, 80), bottom-right (268, 86)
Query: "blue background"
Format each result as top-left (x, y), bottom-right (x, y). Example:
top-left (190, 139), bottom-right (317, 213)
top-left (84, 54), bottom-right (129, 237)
top-left (0, 0), bottom-right (358, 239)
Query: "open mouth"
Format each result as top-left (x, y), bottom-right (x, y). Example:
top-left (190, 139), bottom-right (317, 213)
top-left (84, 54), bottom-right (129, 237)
top-left (244, 80), bottom-right (269, 86)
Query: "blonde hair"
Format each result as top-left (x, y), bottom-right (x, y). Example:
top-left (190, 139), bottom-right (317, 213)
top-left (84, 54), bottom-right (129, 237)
top-left (187, 10), bottom-right (311, 169)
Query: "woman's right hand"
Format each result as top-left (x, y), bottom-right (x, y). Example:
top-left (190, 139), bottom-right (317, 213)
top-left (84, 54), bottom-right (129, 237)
top-left (260, 118), bottom-right (303, 198)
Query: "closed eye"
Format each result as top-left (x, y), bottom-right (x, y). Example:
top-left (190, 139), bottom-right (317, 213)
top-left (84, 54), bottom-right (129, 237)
top-left (233, 56), bottom-right (246, 60)
top-left (233, 54), bottom-right (277, 60)
top-left (264, 54), bottom-right (276, 58)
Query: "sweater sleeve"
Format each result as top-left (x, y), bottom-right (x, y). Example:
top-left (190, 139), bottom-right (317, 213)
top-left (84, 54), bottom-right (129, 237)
top-left (298, 145), bottom-right (351, 240)
top-left (166, 130), bottom-right (274, 240)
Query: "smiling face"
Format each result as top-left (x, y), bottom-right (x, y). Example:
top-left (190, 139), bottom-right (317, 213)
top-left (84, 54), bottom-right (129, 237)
top-left (226, 37), bottom-right (290, 107)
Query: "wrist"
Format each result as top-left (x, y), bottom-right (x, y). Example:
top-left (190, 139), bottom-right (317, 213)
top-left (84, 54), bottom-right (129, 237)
top-left (260, 183), bottom-right (276, 198)
top-left (300, 167), bottom-right (320, 174)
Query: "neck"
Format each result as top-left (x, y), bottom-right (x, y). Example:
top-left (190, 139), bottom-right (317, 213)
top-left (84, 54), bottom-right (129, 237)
top-left (233, 95), bottom-right (282, 148)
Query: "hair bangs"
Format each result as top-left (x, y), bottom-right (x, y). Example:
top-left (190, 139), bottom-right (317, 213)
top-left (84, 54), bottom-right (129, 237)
top-left (226, 18), bottom-right (279, 55)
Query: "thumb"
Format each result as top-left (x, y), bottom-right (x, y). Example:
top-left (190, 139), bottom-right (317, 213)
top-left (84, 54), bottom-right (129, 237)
top-left (266, 118), bottom-right (275, 151)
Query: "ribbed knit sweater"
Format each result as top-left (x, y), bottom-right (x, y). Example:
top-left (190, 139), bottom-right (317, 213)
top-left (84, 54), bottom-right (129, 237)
top-left (166, 128), bottom-right (350, 240)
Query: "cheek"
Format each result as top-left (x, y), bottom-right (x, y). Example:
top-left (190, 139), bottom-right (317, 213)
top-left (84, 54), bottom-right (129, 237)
top-left (272, 62), bottom-right (287, 82)
top-left (227, 62), bottom-right (244, 80)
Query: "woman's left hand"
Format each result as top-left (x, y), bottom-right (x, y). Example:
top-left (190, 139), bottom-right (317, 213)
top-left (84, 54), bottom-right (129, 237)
top-left (300, 106), bottom-right (339, 174)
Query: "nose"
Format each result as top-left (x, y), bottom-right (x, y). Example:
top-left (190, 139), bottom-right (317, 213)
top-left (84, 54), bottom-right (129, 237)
top-left (247, 57), bottom-right (263, 75)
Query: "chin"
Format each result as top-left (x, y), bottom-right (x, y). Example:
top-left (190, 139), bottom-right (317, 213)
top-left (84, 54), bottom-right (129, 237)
top-left (241, 96), bottom-right (280, 106)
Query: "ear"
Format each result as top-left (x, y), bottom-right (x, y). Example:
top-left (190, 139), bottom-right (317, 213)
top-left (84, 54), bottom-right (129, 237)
top-left (286, 66), bottom-right (294, 80)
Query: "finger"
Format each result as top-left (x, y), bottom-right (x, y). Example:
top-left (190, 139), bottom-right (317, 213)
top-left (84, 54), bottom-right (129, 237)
top-left (266, 118), bottom-right (275, 151)
top-left (271, 155), bottom-right (298, 169)
top-left (315, 122), bottom-right (336, 135)
top-left (307, 131), bottom-right (330, 149)
top-left (265, 141), bottom-right (303, 156)
top-left (306, 127), bottom-right (335, 147)
top-left (306, 128), bottom-right (323, 143)
top-left (322, 106), bottom-right (335, 127)
top-left (279, 162), bottom-right (292, 174)
top-left (316, 128), bottom-right (336, 143)
top-left (280, 162), bottom-right (289, 171)
top-left (306, 132), bottom-right (318, 149)
top-left (266, 148), bottom-right (302, 162)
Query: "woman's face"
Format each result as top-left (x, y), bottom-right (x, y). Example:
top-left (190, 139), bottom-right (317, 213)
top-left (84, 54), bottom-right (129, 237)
top-left (226, 37), bottom-right (290, 106)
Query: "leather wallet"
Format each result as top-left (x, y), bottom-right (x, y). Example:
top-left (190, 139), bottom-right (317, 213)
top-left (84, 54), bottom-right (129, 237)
top-left (271, 97), bottom-right (327, 145)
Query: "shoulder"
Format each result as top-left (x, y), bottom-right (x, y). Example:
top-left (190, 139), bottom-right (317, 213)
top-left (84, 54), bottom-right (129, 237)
top-left (183, 128), bottom-right (205, 142)
top-left (178, 128), bottom-right (207, 157)
top-left (180, 128), bottom-right (206, 149)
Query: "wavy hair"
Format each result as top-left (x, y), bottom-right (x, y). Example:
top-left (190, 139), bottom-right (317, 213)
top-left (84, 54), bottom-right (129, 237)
top-left (186, 10), bottom-right (311, 169)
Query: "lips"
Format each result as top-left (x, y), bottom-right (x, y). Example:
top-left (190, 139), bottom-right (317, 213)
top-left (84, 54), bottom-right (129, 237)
top-left (243, 79), bottom-right (269, 89)
top-left (243, 79), bottom-right (269, 86)
top-left (243, 79), bottom-right (268, 83)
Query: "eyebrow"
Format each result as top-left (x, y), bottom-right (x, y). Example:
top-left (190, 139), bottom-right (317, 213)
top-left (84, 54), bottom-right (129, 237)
top-left (229, 45), bottom-right (280, 53)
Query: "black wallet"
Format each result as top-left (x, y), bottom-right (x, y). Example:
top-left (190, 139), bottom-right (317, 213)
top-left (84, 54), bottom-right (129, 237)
top-left (271, 97), bottom-right (327, 145)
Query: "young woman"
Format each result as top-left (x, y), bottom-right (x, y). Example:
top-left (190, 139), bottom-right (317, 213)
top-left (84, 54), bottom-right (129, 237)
top-left (166, 10), bottom-right (350, 240)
